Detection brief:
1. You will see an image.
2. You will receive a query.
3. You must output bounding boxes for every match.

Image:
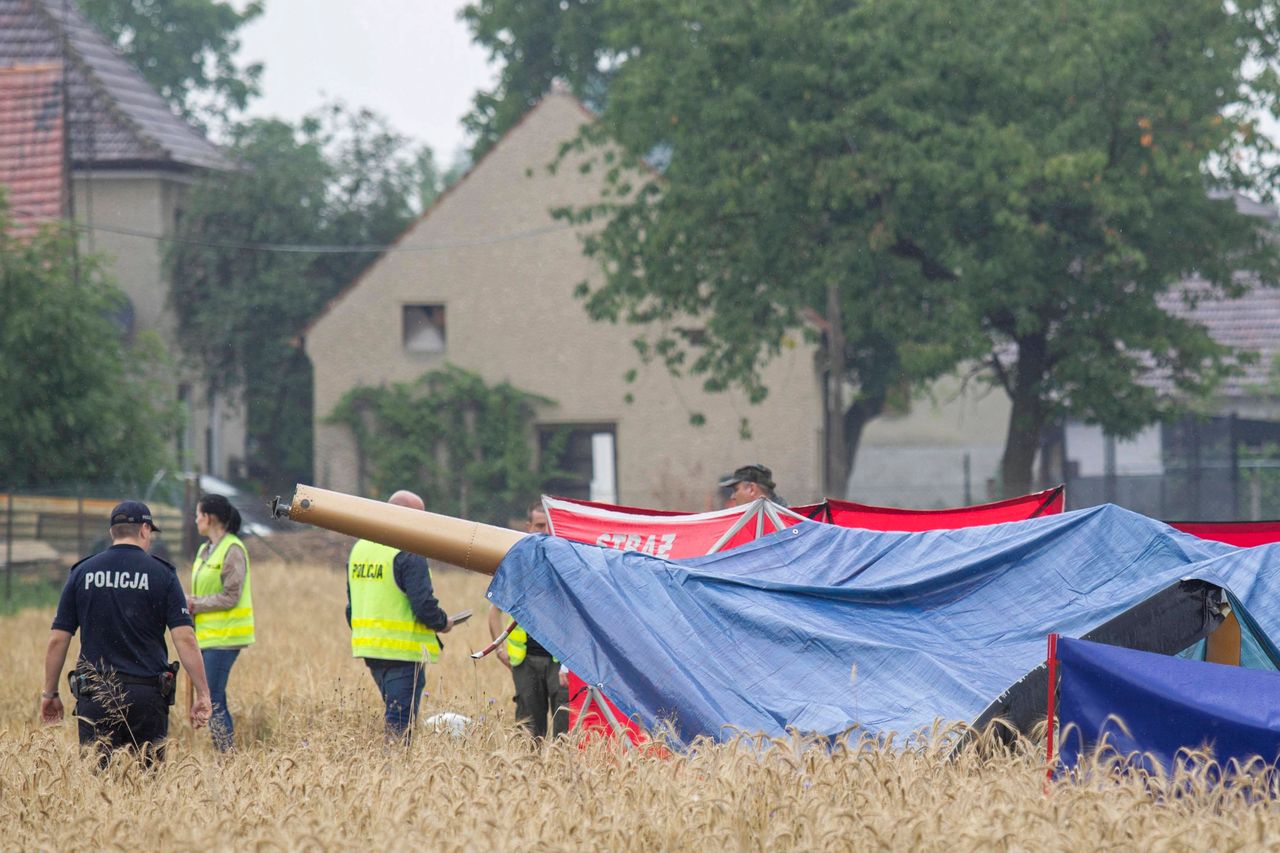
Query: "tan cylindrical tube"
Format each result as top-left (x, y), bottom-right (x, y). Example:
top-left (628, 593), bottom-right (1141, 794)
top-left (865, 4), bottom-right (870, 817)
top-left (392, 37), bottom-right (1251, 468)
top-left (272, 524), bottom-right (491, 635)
top-left (284, 484), bottom-right (524, 575)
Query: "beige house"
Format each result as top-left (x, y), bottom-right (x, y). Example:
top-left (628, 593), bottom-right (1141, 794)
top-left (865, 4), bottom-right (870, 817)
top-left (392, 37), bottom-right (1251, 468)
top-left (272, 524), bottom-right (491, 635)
top-left (305, 92), bottom-right (824, 510)
top-left (0, 0), bottom-right (246, 480)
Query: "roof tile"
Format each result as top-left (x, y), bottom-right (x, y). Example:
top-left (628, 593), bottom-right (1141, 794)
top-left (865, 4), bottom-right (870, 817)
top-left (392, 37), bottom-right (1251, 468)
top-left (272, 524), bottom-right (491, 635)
top-left (0, 0), bottom-right (229, 170)
top-left (0, 63), bottom-right (63, 236)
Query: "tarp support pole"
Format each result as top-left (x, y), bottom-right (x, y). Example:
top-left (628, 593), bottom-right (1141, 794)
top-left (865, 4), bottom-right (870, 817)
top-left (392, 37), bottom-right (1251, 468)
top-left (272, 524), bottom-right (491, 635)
top-left (706, 504), bottom-right (760, 554)
top-left (572, 685), bottom-right (634, 752)
top-left (761, 502), bottom-right (783, 533)
top-left (1045, 633), bottom-right (1059, 790)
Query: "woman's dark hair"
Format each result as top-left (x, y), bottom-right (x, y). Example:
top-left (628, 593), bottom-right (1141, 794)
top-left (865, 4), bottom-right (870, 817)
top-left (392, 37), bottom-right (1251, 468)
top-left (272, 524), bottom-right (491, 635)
top-left (198, 493), bottom-right (242, 535)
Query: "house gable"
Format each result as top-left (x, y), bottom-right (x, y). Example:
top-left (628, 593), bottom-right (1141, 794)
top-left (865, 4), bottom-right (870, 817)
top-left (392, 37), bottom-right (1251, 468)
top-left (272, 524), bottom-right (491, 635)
top-left (306, 91), bottom-right (824, 508)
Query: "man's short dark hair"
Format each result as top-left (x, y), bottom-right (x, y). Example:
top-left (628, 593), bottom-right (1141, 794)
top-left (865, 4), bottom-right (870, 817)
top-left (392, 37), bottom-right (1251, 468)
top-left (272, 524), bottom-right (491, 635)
top-left (528, 501), bottom-right (545, 518)
top-left (109, 522), bottom-right (146, 541)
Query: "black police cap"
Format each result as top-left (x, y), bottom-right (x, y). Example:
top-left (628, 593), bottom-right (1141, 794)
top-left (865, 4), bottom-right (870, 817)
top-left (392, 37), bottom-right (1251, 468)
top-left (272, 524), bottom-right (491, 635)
top-left (109, 500), bottom-right (161, 531)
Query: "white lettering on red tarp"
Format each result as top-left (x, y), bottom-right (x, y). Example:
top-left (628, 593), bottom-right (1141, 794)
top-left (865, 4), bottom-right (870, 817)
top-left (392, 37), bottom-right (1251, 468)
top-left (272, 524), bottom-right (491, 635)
top-left (593, 532), bottom-right (677, 559)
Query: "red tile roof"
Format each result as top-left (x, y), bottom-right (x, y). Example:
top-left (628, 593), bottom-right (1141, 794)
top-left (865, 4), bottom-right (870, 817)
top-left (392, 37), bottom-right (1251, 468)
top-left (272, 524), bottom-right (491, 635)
top-left (0, 0), bottom-right (229, 171)
top-left (0, 63), bottom-right (63, 236)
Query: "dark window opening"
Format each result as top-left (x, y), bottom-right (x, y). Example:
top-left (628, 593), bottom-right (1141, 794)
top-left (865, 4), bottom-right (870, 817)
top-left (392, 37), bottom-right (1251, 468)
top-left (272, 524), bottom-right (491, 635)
top-left (539, 424), bottom-right (617, 502)
top-left (403, 304), bottom-right (446, 353)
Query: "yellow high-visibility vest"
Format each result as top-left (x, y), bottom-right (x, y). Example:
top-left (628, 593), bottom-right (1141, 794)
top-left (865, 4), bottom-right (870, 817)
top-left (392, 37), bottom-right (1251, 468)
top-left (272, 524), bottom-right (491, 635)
top-left (348, 539), bottom-right (440, 663)
top-left (507, 623), bottom-right (528, 667)
top-left (192, 533), bottom-right (255, 648)
top-left (503, 618), bottom-right (555, 667)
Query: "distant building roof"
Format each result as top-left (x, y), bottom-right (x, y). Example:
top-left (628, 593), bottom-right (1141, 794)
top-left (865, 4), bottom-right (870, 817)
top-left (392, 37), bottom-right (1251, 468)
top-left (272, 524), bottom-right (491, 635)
top-left (1151, 195), bottom-right (1280, 398)
top-left (1160, 275), bottom-right (1280, 397)
top-left (0, 63), bottom-right (63, 234)
top-left (0, 0), bottom-right (230, 171)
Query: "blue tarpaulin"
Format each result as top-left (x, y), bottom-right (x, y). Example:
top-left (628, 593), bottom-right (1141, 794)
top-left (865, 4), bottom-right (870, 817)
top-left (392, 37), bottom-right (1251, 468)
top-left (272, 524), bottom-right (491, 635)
top-left (486, 503), bottom-right (1280, 745)
top-left (1057, 637), bottom-right (1280, 772)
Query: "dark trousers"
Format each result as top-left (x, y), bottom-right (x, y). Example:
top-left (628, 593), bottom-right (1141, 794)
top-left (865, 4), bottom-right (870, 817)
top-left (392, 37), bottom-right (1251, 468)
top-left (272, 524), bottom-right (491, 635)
top-left (76, 681), bottom-right (169, 770)
top-left (512, 655), bottom-right (570, 739)
top-left (202, 648), bottom-right (241, 751)
top-left (364, 659), bottom-right (426, 739)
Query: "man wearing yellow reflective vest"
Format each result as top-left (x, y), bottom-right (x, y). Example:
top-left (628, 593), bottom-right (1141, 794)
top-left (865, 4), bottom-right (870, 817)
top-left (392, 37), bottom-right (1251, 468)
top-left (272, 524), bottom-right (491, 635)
top-left (487, 503), bottom-right (569, 739)
top-left (345, 490), bottom-right (453, 738)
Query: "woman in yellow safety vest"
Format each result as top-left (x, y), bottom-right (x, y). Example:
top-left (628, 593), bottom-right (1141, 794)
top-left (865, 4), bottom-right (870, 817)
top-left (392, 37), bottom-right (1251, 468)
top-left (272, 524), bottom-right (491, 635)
top-left (187, 493), bottom-right (254, 751)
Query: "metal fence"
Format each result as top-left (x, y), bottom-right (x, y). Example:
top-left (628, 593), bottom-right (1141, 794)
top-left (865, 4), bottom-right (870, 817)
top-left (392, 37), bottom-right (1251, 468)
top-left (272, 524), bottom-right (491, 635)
top-left (1066, 415), bottom-right (1280, 521)
top-left (0, 477), bottom-right (201, 602)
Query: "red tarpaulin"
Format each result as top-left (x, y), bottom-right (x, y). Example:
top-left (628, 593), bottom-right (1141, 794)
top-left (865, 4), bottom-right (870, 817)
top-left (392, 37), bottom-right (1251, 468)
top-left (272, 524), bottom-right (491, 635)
top-left (544, 496), bottom-right (806, 746)
top-left (1168, 520), bottom-right (1280, 548)
top-left (544, 497), bottom-right (803, 559)
top-left (549, 497), bottom-right (689, 516)
top-left (818, 485), bottom-right (1065, 530)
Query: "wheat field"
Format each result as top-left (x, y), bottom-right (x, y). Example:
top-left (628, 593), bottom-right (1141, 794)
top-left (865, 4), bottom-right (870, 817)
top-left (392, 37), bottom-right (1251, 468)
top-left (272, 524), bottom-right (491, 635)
top-left (2, 555), bottom-right (1279, 851)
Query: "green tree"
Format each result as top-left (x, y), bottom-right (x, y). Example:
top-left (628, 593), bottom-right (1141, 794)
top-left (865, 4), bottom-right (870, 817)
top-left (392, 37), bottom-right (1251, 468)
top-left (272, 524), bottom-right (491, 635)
top-left (553, 0), bottom-right (976, 493)
top-left (460, 0), bottom-right (612, 158)
top-left (868, 0), bottom-right (1280, 496)
top-left (328, 365), bottom-right (561, 525)
top-left (168, 106), bottom-right (430, 489)
top-left (554, 0), bottom-right (1280, 497)
top-left (0, 202), bottom-right (173, 487)
top-left (413, 146), bottom-right (473, 212)
top-left (80, 0), bottom-right (263, 127)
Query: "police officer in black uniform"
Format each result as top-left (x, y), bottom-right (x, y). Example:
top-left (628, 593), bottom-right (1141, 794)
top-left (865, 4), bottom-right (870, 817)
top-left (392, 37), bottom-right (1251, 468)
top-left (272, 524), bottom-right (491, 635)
top-left (40, 500), bottom-right (213, 768)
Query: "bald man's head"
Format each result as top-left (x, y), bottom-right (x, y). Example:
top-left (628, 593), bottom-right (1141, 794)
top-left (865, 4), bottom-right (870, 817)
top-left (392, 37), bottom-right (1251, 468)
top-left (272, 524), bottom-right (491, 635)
top-left (388, 490), bottom-right (425, 511)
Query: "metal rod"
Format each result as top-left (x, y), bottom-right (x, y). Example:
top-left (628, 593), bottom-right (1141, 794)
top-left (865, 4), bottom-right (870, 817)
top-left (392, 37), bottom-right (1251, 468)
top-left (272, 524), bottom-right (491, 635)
top-left (5, 492), bottom-right (12, 602)
top-left (471, 620), bottom-right (517, 660)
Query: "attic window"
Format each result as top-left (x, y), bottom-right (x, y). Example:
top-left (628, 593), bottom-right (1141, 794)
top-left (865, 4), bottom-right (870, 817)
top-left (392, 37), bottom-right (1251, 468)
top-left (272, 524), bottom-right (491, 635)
top-left (403, 304), bottom-right (446, 353)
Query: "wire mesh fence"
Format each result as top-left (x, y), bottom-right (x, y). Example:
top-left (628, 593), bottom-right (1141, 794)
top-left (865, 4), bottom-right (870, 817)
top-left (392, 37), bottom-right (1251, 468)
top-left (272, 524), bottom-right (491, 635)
top-left (1, 473), bottom-right (214, 605)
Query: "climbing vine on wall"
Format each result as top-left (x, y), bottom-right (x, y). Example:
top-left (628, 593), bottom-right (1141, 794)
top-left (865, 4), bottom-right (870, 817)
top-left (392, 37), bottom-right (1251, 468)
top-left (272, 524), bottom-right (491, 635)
top-left (328, 364), bottom-right (566, 525)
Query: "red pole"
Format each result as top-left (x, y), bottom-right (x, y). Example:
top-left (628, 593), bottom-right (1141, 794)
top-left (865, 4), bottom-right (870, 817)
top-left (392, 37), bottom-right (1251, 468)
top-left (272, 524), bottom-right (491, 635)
top-left (1044, 633), bottom-right (1059, 788)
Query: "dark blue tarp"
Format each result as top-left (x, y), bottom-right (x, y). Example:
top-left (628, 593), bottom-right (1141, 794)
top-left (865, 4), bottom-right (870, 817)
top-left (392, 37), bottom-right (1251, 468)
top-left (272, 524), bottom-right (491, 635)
top-left (1057, 636), bottom-right (1280, 772)
top-left (486, 504), bottom-right (1280, 745)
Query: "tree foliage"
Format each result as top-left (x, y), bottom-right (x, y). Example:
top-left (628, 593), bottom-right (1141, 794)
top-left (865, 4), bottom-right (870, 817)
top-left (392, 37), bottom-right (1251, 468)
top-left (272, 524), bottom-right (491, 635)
top-left (80, 0), bottom-right (263, 126)
top-left (168, 106), bottom-right (430, 489)
top-left (551, 0), bottom-right (1280, 496)
top-left (554, 0), bottom-right (978, 490)
top-left (0, 202), bottom-right (173, 487)
top-left (460, 0), bottom-right (612, 158)
top-left (327, 365), bottom-right (561, 525)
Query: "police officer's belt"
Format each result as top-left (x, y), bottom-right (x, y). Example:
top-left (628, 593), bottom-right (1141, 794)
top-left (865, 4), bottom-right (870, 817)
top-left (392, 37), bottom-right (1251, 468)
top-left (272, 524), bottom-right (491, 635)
top-left (115, 673), bottom-right (165, 686)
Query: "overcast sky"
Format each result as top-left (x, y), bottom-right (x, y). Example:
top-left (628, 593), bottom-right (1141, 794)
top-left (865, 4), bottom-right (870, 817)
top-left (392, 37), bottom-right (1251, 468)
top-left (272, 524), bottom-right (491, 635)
top-left (237, 0), bottom-right (496, 164)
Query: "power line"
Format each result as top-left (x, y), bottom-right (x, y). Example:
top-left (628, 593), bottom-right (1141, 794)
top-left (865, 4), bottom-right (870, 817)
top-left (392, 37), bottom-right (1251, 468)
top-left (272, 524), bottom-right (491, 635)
top-left (5, 207), bottom-right (576, 255)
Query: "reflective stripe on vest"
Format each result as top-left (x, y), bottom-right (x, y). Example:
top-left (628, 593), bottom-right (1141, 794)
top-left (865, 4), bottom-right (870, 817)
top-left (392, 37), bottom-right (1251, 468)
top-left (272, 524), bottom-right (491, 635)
top-left (192, 533), bottom-right (255, 648)
top-left (348, 539), bottom-right (440, 663)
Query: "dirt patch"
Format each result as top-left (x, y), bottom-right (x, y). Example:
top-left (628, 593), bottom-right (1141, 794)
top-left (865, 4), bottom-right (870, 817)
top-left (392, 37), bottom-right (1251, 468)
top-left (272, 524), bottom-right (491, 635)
top-left (243, 528), bottom-right (356, 567)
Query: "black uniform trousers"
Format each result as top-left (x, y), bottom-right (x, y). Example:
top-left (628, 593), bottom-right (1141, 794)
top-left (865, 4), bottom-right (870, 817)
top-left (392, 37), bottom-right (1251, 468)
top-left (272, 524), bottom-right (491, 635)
top-left (76, 680), bottom-right (170, 769)
top-left (512, 654), bottom-right (570, 739)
